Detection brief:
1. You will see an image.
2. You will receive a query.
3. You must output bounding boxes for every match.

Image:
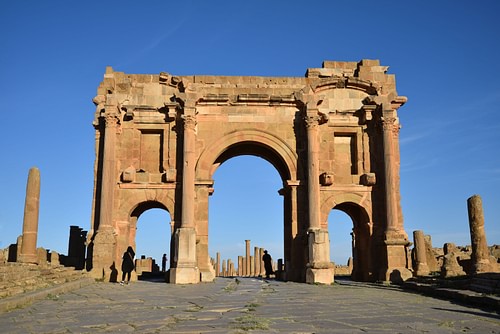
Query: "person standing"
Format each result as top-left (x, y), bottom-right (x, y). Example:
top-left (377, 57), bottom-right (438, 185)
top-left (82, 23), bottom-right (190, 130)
top-left (120, 246), bottom-right (135, 285)
top-left (161, 253), bottom-right (168, 272)
top-left (262, 250), bottom-right (274, 279)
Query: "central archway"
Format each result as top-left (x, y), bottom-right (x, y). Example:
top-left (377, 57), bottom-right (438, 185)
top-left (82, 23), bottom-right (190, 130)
top-left (195, 130), bottom-right (305, 282)
top-left (209, 155), bottom-right (284, 275)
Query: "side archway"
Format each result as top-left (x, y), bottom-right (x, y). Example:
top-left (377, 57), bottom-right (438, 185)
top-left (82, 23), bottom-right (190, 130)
top-left (322, 193), bottom-right (374, 281)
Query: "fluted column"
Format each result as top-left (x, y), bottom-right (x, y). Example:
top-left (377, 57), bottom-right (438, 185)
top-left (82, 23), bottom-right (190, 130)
top-left (170, 113), bottom-right (200, 284)
top-left (91, 106), bottom-right (119, 280)
top-left (379, 106), bottom-right (411, 282)
top-left (305, 115), bottom-right (321, 230)
top-left (381, 112), bottom-right (399, 232)
top-left (182, 115), bottom-right (196, 229)
top-left (304, 111), bottom-right (333, 284)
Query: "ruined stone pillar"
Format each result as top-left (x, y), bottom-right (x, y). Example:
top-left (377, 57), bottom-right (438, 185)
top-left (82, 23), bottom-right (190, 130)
top-left (91, 107), bottom-right (119, 280)
top-left (412, 230), bottom-right (430, 276)
top-left (221, 259), bottom-right (226, 277)
top-left (254, 247), bottom-right (260, 277)
top-left (259, 247), bottom-right (265, 276)
top-left (305, 112), bottom-right (333, 284)
top-left (245, 240), bottom-right (251, 277)
top-left (18, 167), bottom-right (40, 264)
top-left (467, 195), bottom-right (492, 273)
top-left (216, 252), bottom-right (221, 277)
top-left (238, 256), bottom-right (243, 276)
top-left (305, 115), bottom-right (321, 231)
top-left (170, 114), bottom-right (200, 284)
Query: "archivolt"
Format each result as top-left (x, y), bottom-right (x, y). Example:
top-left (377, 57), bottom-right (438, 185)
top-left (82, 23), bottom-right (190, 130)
top-left (196, 129), bottom-right (298, 181)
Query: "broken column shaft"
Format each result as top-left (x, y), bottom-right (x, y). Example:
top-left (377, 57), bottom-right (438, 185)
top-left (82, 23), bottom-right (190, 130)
top-left (19, 167), bottom-right (41, 264)
top-left (467, 194), bottom-right (491, 273)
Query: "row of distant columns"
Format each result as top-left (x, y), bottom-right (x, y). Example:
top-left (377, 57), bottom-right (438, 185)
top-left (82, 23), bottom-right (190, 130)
top-left (213, 240), bottom-right (278, 277)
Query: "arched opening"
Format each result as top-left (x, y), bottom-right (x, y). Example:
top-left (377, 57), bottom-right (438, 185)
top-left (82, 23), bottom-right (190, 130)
top-left (327, 202), bottom-right (373, 281)
top-left (328, 209), bottom-right (354, 267)
top-left (131, 203), bottom-right (172, 279)
top-left (209, 155), bottom-right (284, 276)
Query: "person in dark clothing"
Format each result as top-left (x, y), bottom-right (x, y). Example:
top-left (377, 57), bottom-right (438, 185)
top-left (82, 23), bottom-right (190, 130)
top-left (262, 250), bottom-right (274, 279)
top-left (161, 253), bottom-right (168, 272)
top-left (120, 246), bottom-right (135, 285)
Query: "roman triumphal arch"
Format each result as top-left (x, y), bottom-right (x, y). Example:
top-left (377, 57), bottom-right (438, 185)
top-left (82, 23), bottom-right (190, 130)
top-left (88, 59), bottom-right (411, 284)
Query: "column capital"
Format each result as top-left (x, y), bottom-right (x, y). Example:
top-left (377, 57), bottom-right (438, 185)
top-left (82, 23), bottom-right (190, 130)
top-left (304, 112), bottom-right (328, 128)
top-left (182, 114), bottom-right (197, 131)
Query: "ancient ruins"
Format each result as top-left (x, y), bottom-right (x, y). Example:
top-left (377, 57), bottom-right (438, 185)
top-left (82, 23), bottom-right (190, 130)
top-left (87, 59), bottom-right (412, 284)
top-left (2, 60), bottom-right (498, 293)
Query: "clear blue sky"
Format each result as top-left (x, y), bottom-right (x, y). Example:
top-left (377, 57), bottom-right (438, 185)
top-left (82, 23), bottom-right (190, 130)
top-left (1, 1), bottom-right (499, 267)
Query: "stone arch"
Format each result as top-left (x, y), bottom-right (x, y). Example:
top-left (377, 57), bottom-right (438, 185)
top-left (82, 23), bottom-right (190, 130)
top-left (119, 190), bottom-right (175, 220)
top-left (114, 191), bottom-right (175, 268)
top-left (321, 192), bottom-right (373, 281)
top-left (196, 129), bottom-right (298, 182)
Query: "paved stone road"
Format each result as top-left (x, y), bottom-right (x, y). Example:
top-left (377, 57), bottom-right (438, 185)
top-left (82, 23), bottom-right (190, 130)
top-left (0, 277), bottom-right (498, 333)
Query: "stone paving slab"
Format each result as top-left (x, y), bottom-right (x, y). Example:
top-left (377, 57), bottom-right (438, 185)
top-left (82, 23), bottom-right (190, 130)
top-left (0, 277), bottom-right (499, 333)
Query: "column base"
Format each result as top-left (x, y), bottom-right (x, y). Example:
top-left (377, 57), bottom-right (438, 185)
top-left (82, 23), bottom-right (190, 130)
top-left (18, 254), bottom-right (38, 264)
top-left (383, 267), bottom-right (413, 283)
top-left (415, 263), bottom-right (430, 277)
top-left (200, 267), bottom-right (216, 282)
top-left (90, 228), bottom-right (117, 282)
top-left (306, 267), bottom-right (334, 284)
top-left (169, 267), bottom-right (200, 284)
top-left (383, 230), bottom-right (412, 283)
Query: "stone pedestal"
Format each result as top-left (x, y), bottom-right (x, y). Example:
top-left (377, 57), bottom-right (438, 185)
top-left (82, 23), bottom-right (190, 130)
top-left (169, 227), bottom-right (199, 284)
top-left (383, 231), bottom-right (412, 282)
top-left (200, 261), bottom-right (216, 282)
top-left (90, 227), bottom-right (117, 281)
top-left (306, 228), bottom-right (334, 284)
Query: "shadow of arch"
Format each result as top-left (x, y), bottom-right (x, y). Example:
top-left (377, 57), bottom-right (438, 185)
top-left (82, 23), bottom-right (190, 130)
top-left (322, 193), bottom-right (374, 281)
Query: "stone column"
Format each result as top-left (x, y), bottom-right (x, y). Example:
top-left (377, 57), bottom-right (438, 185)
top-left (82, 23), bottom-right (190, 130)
top-left (245, 240), bottom-right (251, 277)
top-left (238, 256), bottom-right (243, 276)
top-left (381, 112), bottom-right (399, 232)
top-left (18, 167), bottom-right (41, 264)
top-left (380, 108), bottom-right (411, 282)
top-left (170, 114), bottom-right (200, 284)
top-left (216, 252), bottom-right (221, 277)
top-left (412, 230), bottom-right (430, 276)
top-left (254, 247), bottom-right (260, 277)
top-left (259, 247), bottom-right (265, 276)
top-left (250, 256), bottom-right (255, 276)
top-left (467, 195), bottom-right (492, 273)
top-left (91, 107), bottom-right (119, 280)
top-left (305, 112), bottom-right (333, 284)
top-left (221, 259), bottom-right (226, 277)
